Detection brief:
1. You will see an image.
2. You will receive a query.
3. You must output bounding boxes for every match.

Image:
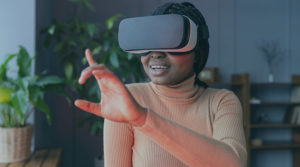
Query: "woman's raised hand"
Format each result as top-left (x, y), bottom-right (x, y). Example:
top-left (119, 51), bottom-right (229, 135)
top-left (74, 49), bottom-right (147, 126)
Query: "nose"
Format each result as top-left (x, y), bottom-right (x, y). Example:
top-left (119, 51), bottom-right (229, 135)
top-left (151, 52), bottom-right (166, 59)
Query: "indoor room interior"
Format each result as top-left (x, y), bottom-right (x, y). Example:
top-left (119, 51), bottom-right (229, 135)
top-left (0, 0), bottom-right (299, 167)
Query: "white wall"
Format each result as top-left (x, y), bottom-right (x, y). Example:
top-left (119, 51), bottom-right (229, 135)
top-left (0, 0), bottom-right (36, 67)
top-left (0, 0), bottom-right (36, 124)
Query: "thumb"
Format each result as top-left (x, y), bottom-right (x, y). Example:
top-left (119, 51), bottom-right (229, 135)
top-left (74, 99), bottom-right (102, 117)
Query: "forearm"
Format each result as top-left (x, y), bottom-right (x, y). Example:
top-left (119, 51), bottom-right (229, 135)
top-left (104, 120), bottom-right (133, 167)
top-left (136, 110), bottom-right (244, 167)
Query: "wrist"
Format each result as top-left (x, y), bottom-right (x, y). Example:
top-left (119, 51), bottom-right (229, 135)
top-left (132, 107), bottom-right (148, 127)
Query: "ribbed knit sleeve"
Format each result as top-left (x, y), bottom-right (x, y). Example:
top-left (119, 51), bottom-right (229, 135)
top-left (212, 90), bottom-right (247, 166)
top-left (104, 119), bottom-right (134, 167)
top-left (136, 89), bottom-right (247, 167)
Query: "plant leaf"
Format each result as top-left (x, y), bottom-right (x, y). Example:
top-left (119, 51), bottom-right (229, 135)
top-left (15, 77), bottom-right (30, 95)
top-left (87, 24), bottom-right (98, 37)
top-left (0, 54), bottom-right (17, 81)
top-left (54, 42), bottom-right (65, 52)
top-left (102, 41), bottom-right (110, 52)
top-left (11, 89), bottom-right (28, 125)
top-left (33, 96), bottom-right (51, 125)
top-left (81, 57), bottom-right (87, 65)
top-left (48, 25), bottom-right (56, 35)
top-left (68, 40), bottom-right (77, 47)
top-left (92, 46), bottom-right (102, 55)
top-left (29, 86), bottom-right (42, 104)
top-left (0, 87), bottom-right (13, 103)
top-left (36, 76), bottom-right (64, 87)
top-left (105, 14), bottom-right (122, 30)
top-left (84, 0), bottom-right (95, 12)
top-left (64, 63), bottom-right (74, 80)
top-left (127, 53), bottom-right (133, 60)
top-left (17, 46), bottom-right (32, 77)
top-left (68, 0), bottom-right (80, 2)
top-left (109, 51), bottom-right (119, 68)
top-left (90, 121), bottom-right (99, 135)
top-left (43, 84), bottom-right (71, 104)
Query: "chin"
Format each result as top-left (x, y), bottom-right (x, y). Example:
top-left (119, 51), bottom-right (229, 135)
top-left (151, 80), bottom-right (167, 85)
top-left (150, 77), bottom-right (171, 85)
top-left (151, 77), bottom-right (181, 86)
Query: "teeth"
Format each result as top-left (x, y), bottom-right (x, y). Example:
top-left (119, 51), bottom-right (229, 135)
top-left (151, 65), bottom-right (167, 69)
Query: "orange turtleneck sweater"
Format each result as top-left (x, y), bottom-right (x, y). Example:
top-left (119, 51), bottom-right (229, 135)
top-left (103, 75), bottom-right (247, 167)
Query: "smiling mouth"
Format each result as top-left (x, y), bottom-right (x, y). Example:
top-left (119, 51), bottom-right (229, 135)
top-left (148, 65), bottom-right (169, 76)
top-left (150, 65), bottom-right (168, 69)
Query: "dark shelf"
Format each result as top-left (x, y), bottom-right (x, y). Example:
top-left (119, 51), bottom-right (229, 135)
top-left (251, 82), bottom-right (300, 86)
top-left (250, 124), bottom-right (300, 128)
top-left (250, 102), bottom-right (300, 106)
top-left (233, 74), bottom-right (300, 167)
top-left (251, 141), bottom-right (300, 150)
top-left (209, 83), bottom-right (242, 87)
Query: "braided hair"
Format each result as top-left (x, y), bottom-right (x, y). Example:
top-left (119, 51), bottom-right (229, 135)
top-left (152, 2), bottom-right (210, 88)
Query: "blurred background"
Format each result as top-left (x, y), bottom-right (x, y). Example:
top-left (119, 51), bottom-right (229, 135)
top-left (0, 0), bottom-right (299, 167)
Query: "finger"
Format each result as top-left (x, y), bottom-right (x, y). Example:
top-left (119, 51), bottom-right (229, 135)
top-left (92, 70), bottom-right (108, 90)
top-left (93, 69), bottom-right (119, 90)
top-left (92, 70), bottom-right (116, 85)
top-left (74, 99), bottom-right (102, 117)
top-left (78, 65), bottom-right (106, 84)
top-left (85, 49), bottom-right (96, 66)
top-left (92, 70), bottom-right (110, 80)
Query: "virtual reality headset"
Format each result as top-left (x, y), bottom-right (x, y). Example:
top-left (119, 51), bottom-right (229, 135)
top-left (118, 14), bottom-right (200, 55)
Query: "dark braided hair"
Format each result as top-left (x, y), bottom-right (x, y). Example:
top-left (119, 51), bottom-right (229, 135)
top-left (152, 2), bottom-right (210, 88)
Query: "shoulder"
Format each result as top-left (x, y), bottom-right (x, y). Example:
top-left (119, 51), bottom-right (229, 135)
top-left (204, 88), bottom-right (239, 101)
top-left (126, 82), bottom-right (151, 94)
top-left (125, 82), bottom-right (152, 105)
top-left (204, 88), bottom-right (242, 114)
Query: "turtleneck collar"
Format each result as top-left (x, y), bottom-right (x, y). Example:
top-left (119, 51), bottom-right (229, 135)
top-left (149, 74), bottom-right (204, 102)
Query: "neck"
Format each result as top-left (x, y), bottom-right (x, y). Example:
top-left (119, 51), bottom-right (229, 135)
top-left (150, 74), bottom-right (203, 100)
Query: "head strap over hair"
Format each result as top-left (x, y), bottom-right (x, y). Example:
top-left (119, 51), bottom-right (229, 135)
top-left (152, 2), bottom-right (173, 15)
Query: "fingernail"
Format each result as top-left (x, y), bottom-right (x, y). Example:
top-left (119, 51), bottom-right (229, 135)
top-left (85, 49), bottom-right (89, 55)
top-left (74, 100), bottom-right (81, 107)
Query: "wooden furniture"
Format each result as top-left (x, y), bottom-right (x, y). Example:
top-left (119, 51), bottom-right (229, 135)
top-left (212, 74), bottom-right (300, 167)
top-left (0, 148), bottom-right (62, 167)
top-left (231, 74), bottom-right (300, 167)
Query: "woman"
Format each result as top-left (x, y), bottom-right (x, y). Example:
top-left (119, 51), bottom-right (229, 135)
top-left (75, 2), bottom-right (247, 167)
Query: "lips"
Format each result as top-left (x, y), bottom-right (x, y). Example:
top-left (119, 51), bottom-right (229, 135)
top-left (150, 65), bottom-right (168, 69)
top-left (148, 63), bottom-right (170, 76)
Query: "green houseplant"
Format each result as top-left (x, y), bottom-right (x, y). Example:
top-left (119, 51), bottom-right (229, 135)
top-left (0, 46), bottom-right (66, 162)
top-left (42, 0), bottom-right (145, 135)
top-left (41, 0), bottom-right (145, 165)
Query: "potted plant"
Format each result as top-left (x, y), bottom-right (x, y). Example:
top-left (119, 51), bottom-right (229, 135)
top-left (0, 46), bottom-right (66, 162)
top-left (257, 39), bottom-right (284, 82)
top-left (41, 0), bottom-right (145, 166)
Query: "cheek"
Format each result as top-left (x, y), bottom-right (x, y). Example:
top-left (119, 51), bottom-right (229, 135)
top-left (169, 55), bottom-right (195, 71)
top-left (140, 56), bottom-right (148, 68)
